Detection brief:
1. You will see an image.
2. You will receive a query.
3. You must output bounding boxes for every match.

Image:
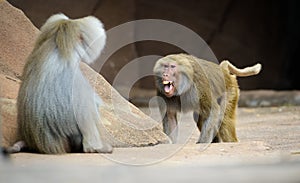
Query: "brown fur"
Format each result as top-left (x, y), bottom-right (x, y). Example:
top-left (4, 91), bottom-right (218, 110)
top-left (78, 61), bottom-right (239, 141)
top-left (153, 53), bottom-right (261, 143)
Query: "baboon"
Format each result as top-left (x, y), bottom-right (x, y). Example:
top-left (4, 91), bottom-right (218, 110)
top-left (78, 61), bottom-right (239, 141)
top-left (153, 54), bottom-right (261, 143)
top-left (5, 14), bottom-right (112, 154)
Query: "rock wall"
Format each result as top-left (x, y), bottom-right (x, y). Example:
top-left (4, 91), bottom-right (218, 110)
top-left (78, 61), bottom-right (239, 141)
top-left (8, 0), bottom-right (296, 92)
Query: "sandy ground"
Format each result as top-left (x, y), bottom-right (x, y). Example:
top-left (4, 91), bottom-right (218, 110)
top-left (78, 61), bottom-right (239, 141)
top-left (1, 106), bottom-right (300, 182)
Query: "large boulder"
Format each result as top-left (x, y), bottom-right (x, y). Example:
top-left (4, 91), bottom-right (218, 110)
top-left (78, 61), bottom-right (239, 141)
top-left (0, 0), bottom-right (170, 148)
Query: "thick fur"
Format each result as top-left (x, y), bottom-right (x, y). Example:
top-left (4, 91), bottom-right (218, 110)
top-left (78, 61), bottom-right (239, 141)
top-left (153, 53), bottom-right (261, 143)
top-left (9, 14), bottom-right (112, 154)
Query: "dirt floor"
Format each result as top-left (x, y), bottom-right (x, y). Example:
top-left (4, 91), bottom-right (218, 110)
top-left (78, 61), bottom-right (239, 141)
top-left (1, 106), bottom-right (300, 182)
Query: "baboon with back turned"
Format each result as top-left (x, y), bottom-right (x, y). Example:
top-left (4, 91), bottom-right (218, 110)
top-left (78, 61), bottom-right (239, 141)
top-left (4, 14), bottom-right (112, 154)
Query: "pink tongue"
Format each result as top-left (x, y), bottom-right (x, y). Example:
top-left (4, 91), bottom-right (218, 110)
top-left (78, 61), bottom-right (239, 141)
top-left (164, 85), bottom-right (173, 93)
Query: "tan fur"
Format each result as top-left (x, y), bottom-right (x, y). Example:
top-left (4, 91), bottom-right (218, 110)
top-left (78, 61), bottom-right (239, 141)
top-left (154, 53), bottom-right (261, 143)
top-left (220, 60), bottom-right (262, 77)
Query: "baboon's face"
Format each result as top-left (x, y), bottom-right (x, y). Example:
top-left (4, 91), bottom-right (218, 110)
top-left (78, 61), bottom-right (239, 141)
top-left (160, 62), bottom-right (178, 97)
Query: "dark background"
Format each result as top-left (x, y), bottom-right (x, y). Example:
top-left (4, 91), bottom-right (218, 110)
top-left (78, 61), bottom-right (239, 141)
top-left (8, 0), bottom-right (300, 91)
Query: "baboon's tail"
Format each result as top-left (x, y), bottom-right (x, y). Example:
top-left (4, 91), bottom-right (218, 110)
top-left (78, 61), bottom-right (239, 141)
top-left (220, 60), bottom-right (262, 77)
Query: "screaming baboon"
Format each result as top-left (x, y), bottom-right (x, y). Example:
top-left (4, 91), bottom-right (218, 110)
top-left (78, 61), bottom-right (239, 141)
top-left (153, 54), bottom-right (261, 143)
top-left (5, 14), bottom-right (112, 154)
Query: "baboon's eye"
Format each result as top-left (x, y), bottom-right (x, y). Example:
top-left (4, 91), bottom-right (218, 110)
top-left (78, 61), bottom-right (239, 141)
top-left (163, 64), bottom-right (169, 68)
top-left (171, 64), bottom-right (176, 68)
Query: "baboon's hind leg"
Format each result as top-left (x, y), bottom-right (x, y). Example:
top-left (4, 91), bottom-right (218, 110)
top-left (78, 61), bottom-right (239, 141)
top-left (219, 86), bottom-right (239, 142)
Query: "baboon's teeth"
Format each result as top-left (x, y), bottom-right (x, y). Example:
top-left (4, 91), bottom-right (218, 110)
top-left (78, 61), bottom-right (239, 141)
top-left (163, 81), bottom-right (173, 85)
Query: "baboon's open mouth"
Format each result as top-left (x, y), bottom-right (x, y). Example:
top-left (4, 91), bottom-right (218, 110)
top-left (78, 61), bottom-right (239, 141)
top-left (163, 80), bottom-right (174, 96)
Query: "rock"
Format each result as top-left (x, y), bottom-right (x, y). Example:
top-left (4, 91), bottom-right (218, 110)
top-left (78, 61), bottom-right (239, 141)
top-left (0, 74), bottom-right (20, 99)
top-left (0, 0), bottom-right (170, 148)
top-left (80, 63), bottom-right (170, 147)
top-left (0, 98), bottom-right (17, 147)
top-left (239, 90), bottom-right (300, 107)
top-left (0, 0), bottom-right (39, 79)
